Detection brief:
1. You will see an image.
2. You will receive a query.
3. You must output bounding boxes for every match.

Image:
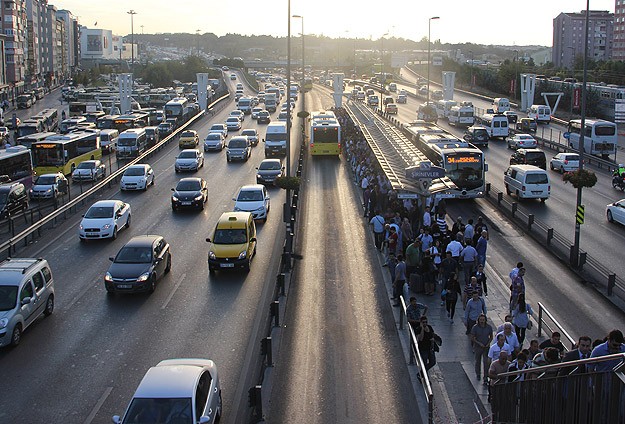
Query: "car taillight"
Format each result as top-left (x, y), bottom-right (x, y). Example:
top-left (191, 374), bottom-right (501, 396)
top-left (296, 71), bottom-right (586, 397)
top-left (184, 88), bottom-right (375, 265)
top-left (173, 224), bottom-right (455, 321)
top-left (564, 160), bottom-right (568, 164)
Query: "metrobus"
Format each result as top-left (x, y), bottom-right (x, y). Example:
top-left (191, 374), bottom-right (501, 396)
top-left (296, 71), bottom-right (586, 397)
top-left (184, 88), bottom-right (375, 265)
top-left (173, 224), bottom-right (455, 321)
top-left (310, 115), bottom-right (341, 156)
top-left (303, 78), bottom-right (313, 92)
top-left (16, 132), bottom-right (57, 149)
top-left (16, 119), bottom-right (45, 138)
top-left (96, 112), bottom-right (148, 132)
top-left (311, 110), bottom-right (337, 122)
top-left (31, 130), bottom-right (102, 175)
top-left (163, 97), bottom-right (190, 127)
top-left (566, 119), bottom-right (617, 159)
top-left (31, 108), bottom-right (59, 132)
top-left (0, 146), bottom-right (34, 188)
top-left (68, 102), bottom-right (88, 116)
top-left (405, 123), bottom-right (487, 199)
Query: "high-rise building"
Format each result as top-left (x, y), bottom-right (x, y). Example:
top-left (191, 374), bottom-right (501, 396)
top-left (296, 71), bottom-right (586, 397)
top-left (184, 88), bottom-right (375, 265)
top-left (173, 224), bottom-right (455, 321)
top-left (553, 10), bottom-right (614, 69)
top-left (3, 0), bottom-right (27, 96)
top-left (56, 9), bottom-right (79, 76)
top-left (614, 0), bottom-right (625, 60)
top-left (25, 0), bottom-right (42, 89)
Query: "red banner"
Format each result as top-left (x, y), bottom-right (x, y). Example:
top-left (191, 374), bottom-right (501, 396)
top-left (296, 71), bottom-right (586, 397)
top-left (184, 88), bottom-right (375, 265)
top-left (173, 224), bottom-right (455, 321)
top-left (573, 87), bottom-right (581, 108)
top-left (510, 79), bottom-right (516, 94)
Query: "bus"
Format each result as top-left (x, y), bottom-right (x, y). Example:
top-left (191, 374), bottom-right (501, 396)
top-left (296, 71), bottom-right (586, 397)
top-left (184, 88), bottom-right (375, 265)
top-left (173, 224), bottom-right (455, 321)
top-left (404, 123), bottom-right (487, 199)
top-left (60, 117), bottom-right (87, 134)
top-left (566, 119), bottom-right (617, 159)
top-left (0, 146), bottom-right (34, 188)
top-left (31, 108), bottom-right (59, 132)
top-left (96, 112), bottom-right (148, 132)
top-left (303, 77), bottom-right (313, 92)
top-left (163, 97), bottom-right (190, 127)
top-left (311, 110), bottom-right (337, 122)
top-left (16, 119), bottom-right (45, 138)
top-left (16, 132), bottom-right (56, 149)
top-left (310, 113), bottom-right (341, 156)
top-left (68, 102), bottom-right (88, 116)
top-left (31, 130), bottom-right (102, 176)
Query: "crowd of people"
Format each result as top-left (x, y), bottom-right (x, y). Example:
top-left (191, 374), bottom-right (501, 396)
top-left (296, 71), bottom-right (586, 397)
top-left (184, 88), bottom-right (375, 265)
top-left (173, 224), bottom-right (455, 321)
top-left (335, 106), bottom-right (625, 401)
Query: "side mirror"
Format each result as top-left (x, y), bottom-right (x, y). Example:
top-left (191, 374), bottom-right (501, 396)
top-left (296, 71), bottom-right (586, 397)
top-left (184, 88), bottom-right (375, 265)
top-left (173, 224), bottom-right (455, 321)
top-left (262, 139), bottom-right (265, 143)
top-left (21, 297), bottom-right (32, 306)
top-left (109, 257), bottom-right (115, 262)
top-left (112, 415), bottom-right (121, 424)
top-left (266, 196), bottom-right (270, 200)
top-left (206, 238), bottom-right (211, 243)
top-left (250, 237), bottom-right (257, 243)
top-left (171, 188), bottom-right (175, 191)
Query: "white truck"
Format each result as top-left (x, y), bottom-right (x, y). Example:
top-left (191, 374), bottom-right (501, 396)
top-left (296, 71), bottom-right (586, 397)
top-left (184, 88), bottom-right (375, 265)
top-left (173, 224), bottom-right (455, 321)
top-left (263, 122), bottom-right (287, 157)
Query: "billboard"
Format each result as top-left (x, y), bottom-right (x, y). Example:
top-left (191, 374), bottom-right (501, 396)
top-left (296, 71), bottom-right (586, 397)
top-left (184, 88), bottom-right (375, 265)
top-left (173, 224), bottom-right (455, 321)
top-left (87, 35), bottom-right (103, 52)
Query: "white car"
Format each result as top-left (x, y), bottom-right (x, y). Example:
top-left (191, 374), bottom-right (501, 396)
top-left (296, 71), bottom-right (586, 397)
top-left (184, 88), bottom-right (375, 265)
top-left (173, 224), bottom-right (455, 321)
top-left (507, 134), bottom-right (537, 149)
top-left (233, 184), bottom-right (270, 222)
top-left (550, 153), bottom-right (580, 173)
top-left (229, 109), bottom-right (245, 122)
top-left (225, 116), bottom-right (242, 131)
top-left (607, 199), bottom-right (625, 226)
top-left (209, 123), bottom-right (228, 137)
top-left (72, 160), bottom-right (106, 182)
top-left (204, 132), bottom-right (226, 151)
top-left (175, 149), bottom-right (204, 172)
top-left (251, 107), bottom-right (263, 119)
top-left (113, 358), bottom-right (222, 424)
top-left (120, 164), bottom-right (155, 191)
top-left (79, 200), bottom-right (131, 240)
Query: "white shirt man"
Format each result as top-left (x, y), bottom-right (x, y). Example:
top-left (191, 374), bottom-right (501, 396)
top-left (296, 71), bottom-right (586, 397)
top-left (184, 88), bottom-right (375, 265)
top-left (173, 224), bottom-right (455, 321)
top-left (446, 237), bottom-right (464, 259)
top-left (488, 334), bottom-right (514, 360)
top-left (423, 207), bottom-right (432, 228)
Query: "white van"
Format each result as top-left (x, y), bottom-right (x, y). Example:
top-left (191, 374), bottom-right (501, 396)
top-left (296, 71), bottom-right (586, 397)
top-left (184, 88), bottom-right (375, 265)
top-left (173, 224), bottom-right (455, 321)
top-left (448, 104), bottom-right (475, 127)
top-left (116, 128), bottom-right (147, 159)
top-left (527, 104), bottom-right (552, 124)
top-left (492, 97), bottom-right (510, 113)
top-left (100, 129), bottom-right (119, 154)
top-left (263, 122), bottom-right (287, 157)
top-left (504, 164), bottom-right (550, 202)
top-left (478, 113), bottom-right (509, 139)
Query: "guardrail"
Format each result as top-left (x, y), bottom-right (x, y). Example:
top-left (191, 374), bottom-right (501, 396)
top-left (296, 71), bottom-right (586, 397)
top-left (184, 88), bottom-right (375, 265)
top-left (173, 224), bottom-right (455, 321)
top-left (0, 93), bottom-right (231, 258)
top-left (536, 302), bottom-right (576, 352)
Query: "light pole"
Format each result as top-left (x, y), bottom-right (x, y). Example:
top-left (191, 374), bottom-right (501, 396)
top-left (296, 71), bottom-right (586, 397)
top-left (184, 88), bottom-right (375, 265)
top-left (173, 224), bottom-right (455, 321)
top-left (127, 10), bottom-right (137, 72)
top-left (196, 29), bottom-right (201, 55)
top-left (285, 0), bottom-right (293, 258)
top-left (380, 32), bottom-right (388, 113)
top-left (427, 16), bottom-right (439, 104)
top-left (469, 50), bottom-right (473, 90)
top-left (292, 15), bottom-right (304, 88)
top-left (513, 49), bottom-right (519, 100)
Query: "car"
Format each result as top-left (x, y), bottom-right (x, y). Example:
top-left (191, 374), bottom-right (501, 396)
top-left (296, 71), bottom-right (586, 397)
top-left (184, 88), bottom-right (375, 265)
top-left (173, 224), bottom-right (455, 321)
top-left (396, 94), bottom-right (407, 104)
top-left (277, 111), bottom-right (290, 121)
top-left (165, 118), bottom-right (179, 131)
top-left (385, 104), bottom-right (398, 114)
top-left (171, 177), bottom-right (208, 211)
top-left (104, 235), bottom-right (171, 294)
top-left (206, 212), bottom-right (257, 273)
top-left (112, 358), bottom-right (221, 424)
top-left (241, 128), bottom-right (259, 146)
top-left (550, 153), bottom-right (580, 173)
top-left (29, 173), bottom-right (68, 200)
top-left (418, 86), bottom-right (428, 96)
top-left (509, 148), bottom-right (547, 170)
top-left (516, 117), bottom-right (537, 132)
top-left (72, 160), bottom-right (106, 182)
top-left (233, 184), bottom-right (270, 222)
top-left (79, 200), bottom-right (131, 241)
top-left (256, 159), bottom-right (284, 185)
top-left (503, 111), bottom-right (519, 123)
top-left (463, 126), bottom-right (490, 147)
top-left (0, 127), bottom-right (8, 139)
top-left (229, 109), bottom-right (245, 122)
top-left (230, 73), bottom-right (237, 80)
top-left (178, 130), bottom-right (200, 149)
top-left (251, 107), bottom-right (263, 119)
top-left (175, 149), bottom-right (204, 172)
top-left (607, 199), bottom-right (625, 226)
top-left (209, 123), bottom-right (228, 137)
top-left (226, 136), bottom-right (251, 162)
top-left (431, 90), bottom-right (444, 100)
top-left (0, 258), bottom-right (55, 347)
top-left (507, 134), bottom-right (537, 149)
top-left (204, 132), bottom-right (226, 151)
top-left (120, 164), bottom-right (155, 191)
top-left (383, 96), bottom-right (394, 105)
top-left (257, 110), bottom-right (271, 124)
top-left (0, 182), bottom-right (28, 218)
top-left (157, 122), bottom-right (174, 137)
top-left (356, 91), bottom-right (366, 100)
top-left (225, 116), bottom-right (242, 131)
top-left (222, 65), bottom-right (229, 71)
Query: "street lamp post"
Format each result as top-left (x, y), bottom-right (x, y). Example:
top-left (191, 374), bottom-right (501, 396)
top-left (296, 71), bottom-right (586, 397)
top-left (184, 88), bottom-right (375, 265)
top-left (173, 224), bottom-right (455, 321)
top-left (292, 15), bottom-right (304, 88)
top-left (380, 32), bottom-right (388, 113)
top-left (469, 50), bottom-right (473, 90)
top-left (513, 49), bottom-right (519, 100)
top-left (127, 10), bottom-right (137, 72)
top-left (427, 16), bottom-right (439, 104)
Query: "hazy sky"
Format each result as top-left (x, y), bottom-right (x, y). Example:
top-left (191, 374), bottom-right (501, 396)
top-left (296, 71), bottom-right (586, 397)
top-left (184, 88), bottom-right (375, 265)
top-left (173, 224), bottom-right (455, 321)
top-left (53, 0), bottom-right (616, 46)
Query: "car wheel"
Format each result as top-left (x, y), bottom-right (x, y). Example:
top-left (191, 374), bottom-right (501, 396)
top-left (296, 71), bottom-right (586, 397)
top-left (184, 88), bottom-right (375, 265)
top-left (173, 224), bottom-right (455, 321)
top-left (560, 166), bottom-right (565, 174)
top-left (148, 274), bottom-right (157, 293)
top-left (550, 163), bottom-right (554, 170)
top-left (43, 295), bottom-right (54, 316)
top-left (151, 177), bottom-right (155, 186)
top-left (10, 324), bottom-right (22, 346)
top-left (165, 254), bottom-right (172, 273)
top-left (112, 226), bottom-right (118, 240)
top-left (505, 185), bottom-right (511, 195)
top-left (126, 214), bottom-right (131, 228)
top-left (608, 210), bottom-right (614, 222)
top-left (244, 258), bottom-right (251, 272)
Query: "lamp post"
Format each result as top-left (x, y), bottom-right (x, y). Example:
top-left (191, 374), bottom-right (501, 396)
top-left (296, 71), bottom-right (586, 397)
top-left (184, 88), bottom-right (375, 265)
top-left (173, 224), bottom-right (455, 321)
top-left (469, 50), bottom-right (473, 90)
top-left (380, 32), bottom-right (388, 113)
top-left (513, 49), bottom-right (519, 100)
top-left (196, 29), bottom-right (201, 55)
top-left (292, 15), bottom-right (304, 88)
top-left (427, 16), bottom-right (439, 104)
top-left (127, 10), bottom-right (137, 72)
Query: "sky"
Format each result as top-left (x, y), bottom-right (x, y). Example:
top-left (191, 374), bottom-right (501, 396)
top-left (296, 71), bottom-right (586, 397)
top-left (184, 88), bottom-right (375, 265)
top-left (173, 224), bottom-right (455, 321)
top-left (53, 0), bottom-right (617, 46)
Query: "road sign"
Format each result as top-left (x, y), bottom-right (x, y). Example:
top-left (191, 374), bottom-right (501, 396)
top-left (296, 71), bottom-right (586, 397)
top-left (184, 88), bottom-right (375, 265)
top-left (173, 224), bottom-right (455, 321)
top-left (563, 132), bottom-right (571, 140)
top-left (419, 178), bottom-right (432, 192)
top-left (576, 205), bottom-right (585, 225)
top-left (405, 164), bottom-right (445, 180)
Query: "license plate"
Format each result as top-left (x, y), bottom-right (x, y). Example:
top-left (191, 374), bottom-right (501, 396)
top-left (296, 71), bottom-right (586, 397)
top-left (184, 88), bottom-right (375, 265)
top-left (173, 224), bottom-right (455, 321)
top-left (117, 284), bottom-right (132, 289)
top-left (181, 201), bottom-right (192, 205)
top-left (531, 191), bottom-right (542, 194)
top-left (220, 263), bottom-right (234, 268)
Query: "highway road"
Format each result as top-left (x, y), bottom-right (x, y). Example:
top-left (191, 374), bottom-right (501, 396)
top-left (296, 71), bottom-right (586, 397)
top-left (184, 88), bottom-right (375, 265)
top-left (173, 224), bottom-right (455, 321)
top-left (0, 73), bottom-right (289, 423)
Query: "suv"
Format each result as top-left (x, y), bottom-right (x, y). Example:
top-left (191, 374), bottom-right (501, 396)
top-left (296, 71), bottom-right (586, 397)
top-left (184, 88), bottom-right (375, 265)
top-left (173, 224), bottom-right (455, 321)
top-left (0, 182), bottom-right (28, 218)
top-left (206, 212), bottom-right (257, 273)
top-left (0, 258), bottom-right (55, 347)
top-left (463, 126), bottom-right (489, 147)
top-left (516, 118), bottom-right (537, 133)
top-left (509, 148), bottom-right (547, 170)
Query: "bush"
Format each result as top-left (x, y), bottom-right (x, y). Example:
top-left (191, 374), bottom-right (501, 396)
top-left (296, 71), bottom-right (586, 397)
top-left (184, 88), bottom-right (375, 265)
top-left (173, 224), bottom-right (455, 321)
top-left (275, 176), bottom-right (300, 190)
top-left (563, 169), bottom-right (597, 188)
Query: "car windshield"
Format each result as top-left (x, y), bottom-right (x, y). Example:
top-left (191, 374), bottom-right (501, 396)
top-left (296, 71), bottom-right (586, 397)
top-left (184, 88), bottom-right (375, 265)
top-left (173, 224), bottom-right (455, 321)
top-left (0, 285), bottom-right (18, 311)
top-left (176, 180), bottom-right (201, 191)
top-left (226, 118), bottom-right (238, 123)
top-left (238, 190), bottom-right (264, 201)
top-left (77, 162), bottom-right (95, 169)
top-left (211, 125), bottom-right (224, 131)
top-left (115, 246), bottom-right (153, 263)
top-left (35, 176), bottom-right (56, 185)
top-left (178, 151), bottom-right (197, 159)
top-left (229, 139), bottom-right (247, 148)
top-left (122, 397), bottom-right (193, 423)
top-left (259, 161), bottom-right (281, 171)
top-left (206, 134), bottom-right (221, 140)
top-left (213, 228), bottom-right (247, 244)
top-left (181, 131), bottom-right (194, 137)
top-left (84, 206), bottom-right (114, 219)
top-left (526, 173), bottom-right (548, 184)
top-left (241, 130), bottom-right (256, 137)
top-left (124, 167), bottom-right (146, 177)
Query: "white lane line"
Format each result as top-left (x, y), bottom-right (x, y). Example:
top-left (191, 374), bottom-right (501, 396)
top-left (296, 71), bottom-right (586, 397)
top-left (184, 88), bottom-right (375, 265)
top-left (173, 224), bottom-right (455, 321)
top-left (83, 386), bottom-right (113, 424)
top-left (162, 272), bottom-right (186, 310)
top-left (64, 277), bottom-right (100, 312)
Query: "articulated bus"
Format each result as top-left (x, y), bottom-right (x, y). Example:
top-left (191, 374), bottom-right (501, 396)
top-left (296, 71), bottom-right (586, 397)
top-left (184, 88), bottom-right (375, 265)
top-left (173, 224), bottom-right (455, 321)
top-left (404, 123), bottom-right (487, 199)
top-left (310, 112), bottom-right (341, 156)
top-left (96, 112), bottom-right (148, 133)
top-left (32, 130), bottom-right (102, 176)
top-left (566, 119), bottom-right (617, 159)
top-left (31, 108), bottom-right (59, 132)
top-left (0, 146), bottom-right (34, 188)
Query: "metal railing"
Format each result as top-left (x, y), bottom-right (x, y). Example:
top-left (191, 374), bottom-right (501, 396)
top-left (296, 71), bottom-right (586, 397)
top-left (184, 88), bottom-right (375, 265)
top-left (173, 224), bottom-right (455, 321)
top-left (536, 302), bottom-right (576, 352)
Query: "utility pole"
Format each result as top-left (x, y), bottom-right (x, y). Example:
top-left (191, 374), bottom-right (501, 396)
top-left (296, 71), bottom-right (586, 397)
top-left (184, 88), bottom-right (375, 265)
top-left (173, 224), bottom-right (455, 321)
top-left (127, 10), bottom-right (137, 73)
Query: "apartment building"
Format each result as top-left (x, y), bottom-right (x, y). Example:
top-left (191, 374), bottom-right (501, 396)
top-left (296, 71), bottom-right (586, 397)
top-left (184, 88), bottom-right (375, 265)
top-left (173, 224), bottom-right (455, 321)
top-left (614, 0), bottom-right (625, 60)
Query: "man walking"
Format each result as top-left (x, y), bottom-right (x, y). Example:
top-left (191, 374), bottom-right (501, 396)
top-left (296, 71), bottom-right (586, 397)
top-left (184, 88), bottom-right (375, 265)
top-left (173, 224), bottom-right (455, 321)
top-left (415, 315), bottom-right (437, 372)
top-left (471, 313), bottom-right (493, 383)
top-left (369, 211), bottom-right (385, 250)
top-left (406, 296), bottom-right (428, 331)
top-left (393, 255), bottom-right (407, 307)
top-left (509, 267), bottom-right (526, 312)
top-left (464, 291), bottom-right (487, 335)
top-left (475, 231), bottom-right (488, 268)
top-left (460, 241), bottom-right (478, 286)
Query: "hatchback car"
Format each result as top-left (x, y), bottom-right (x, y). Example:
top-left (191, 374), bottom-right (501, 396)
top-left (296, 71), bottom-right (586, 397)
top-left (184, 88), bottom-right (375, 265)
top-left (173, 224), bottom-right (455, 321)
top-left (175, 149), bottom-right (204, 172)
top-left (396, 94), bottom-right (407, 104)
top-left (0, 182), bottom-right (28, 218)
top-left (112, 358), bottom-right (221, 424)
top-left (607, 199), bottom-right (625, 226)
top-left (171, 177), bottom-right (208, 211)
top-left (251, 107), bottom-right (263, 119)
top-left (241, 129), bottom-right (259, 146)
top-left (157, 122), bottom-right (174, 137)
top-left (0, 258), bottom-right (54, 347)
top-left (204, 132), bottom-right (226, 152)
top-left (178, 130), bottom-right (199, 149)
top-left (29, 173), bottom-right (68, 200)
top-left (79, 200), bottom-right (131, 241)
top-left (550, 153), bottom-right (580, 173)
top-left (229, 110), bottom-right (245, 122)
top-left (105, 235), bottom-right (171, 294)
top-left (226, 136), bottom-right (251, 162)
top-left (507, 134), bottom-right (537, 149)
top-left (209, 123), bottom-right (228, 137)
top-left (516, 117), bottom-right (537, 132)
top-left (225, 116), bottom-right (242, 131)
top-left (257, 110), bottom-right (271, 124)
top-left (120, 164), bottom-right (155, 191)
top-left (256, 159), bottom-right (285, 185)
top-left (385, 104), bottom-right (398, 114)
top-left (72, 160), bottom-right (106, 182)
top-left (233, 184), bottom-right (270, 222)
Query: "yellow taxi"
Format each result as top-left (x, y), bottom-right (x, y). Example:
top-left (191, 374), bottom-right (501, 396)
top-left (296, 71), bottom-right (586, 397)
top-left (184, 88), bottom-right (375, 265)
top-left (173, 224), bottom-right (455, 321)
top-left (178, 130), bottom-right (199, 149)
top-left (206, 212), bottom-right (257, 273)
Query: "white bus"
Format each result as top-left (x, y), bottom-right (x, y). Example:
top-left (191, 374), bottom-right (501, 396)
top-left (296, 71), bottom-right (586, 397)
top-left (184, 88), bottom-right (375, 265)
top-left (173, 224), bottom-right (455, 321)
top-left (435, 100), bottom-right (458, 119)
top-left (567, 119), bottom-right (617, 159)
top-left (476, 113), bottom-right (509, 139)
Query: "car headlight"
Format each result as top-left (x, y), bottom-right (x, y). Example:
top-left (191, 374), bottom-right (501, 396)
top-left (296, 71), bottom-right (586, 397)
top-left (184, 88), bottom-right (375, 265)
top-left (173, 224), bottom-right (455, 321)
top-left (234, 206), bottom-right (242, 211)
top-left (255, 207), bottom-right (265, 213)
top-left (257, 174), bottom-right (262, 179)
top-left (238, 250), bottom-right (247, 259)
top-left (102, 224), bottom-right (112, 230)
top-left (194, 194), bottom-right (203, 201)
top-left (172, 195), bottom-right (179, 201)
top-left (45, 188), bottom-right (52, 193)
top-left (137, 272), bottom-right (150, 282)
top-left (104, 272), bottom-right (113, 282)
top-left (208, 251), bottom-right (216, 260)
top-left (79, 224), bottom-right (84, 230)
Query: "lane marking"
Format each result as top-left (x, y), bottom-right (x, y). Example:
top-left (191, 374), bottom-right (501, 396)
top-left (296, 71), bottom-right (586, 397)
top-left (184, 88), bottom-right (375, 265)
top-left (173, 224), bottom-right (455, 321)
top-left (64, 277), bottom-right (101, 312)
top-left (83, 386), bottom-right (113, 424)
top-left (161, 272), bottom-right (186, 310)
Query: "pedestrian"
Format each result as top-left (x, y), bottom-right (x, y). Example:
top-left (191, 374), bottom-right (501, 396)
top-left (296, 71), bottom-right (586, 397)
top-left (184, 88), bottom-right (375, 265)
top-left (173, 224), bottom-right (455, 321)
top-left (474, 216), bottom-right (488, 244)
top-left (423, 205), bottom-right (432, 228)
top-left (368, 186), bottom-right (378, 219)
top-left (475, 230), bottom-right (488, 268)
top-left (497, 322), bottom-right (521, 358)
top-left (429, 239), bottom-right (442, 275)
top-left (473, 264), bottom-right (488, 296)
top-left (528, 339), bottom-right (542, 360)
top-left (589, 330), bottom-right (625, 372)
top-left (539, 331), bottom-right (566, 354)
top-left (452, 216), bottom-right (465, 236)
top-left (363, 186), bottom-right (371, 216)
top-left (471, 313), bottom-right (493, 383)
top-left (507, 352), bottom-right (530, 382)
top-left (418, 226), bottom-right (434, 252)
top-left (401, 217), bottom-right (413, 251)
top-left (436, 212), bottom-right (448, 239)
top-left (497, 315), bottom-right (514, 333)
top-left (421, 250), bottom-right (436, 296)
top-left (393, 254), bottom-right (406, 307)
top-left (446, 232), bottom-right (464, 261)
top-left (369, 211), bottom-right (386, 250)
top-left (464, 218), bottom-right (475, 245)
top-left (415, 315), bottom-right (438, 372)
top-left (488, 351), bottom-right (511, 403)
top-left (440, 251), bottom-right (459, 289)
top-left (406, 296), bottom-right (428, 332)
top-left (443, 272), bottom-right (461, 323)
top-left (460, 241), bottom-right (478, 286)
top-left (509, 267), bottom-right (526, 312)
top-left (464, 291), bottom-right (487, 335)
top-left (509, 261), bottom-right (523, 282)
top-left (387, 253), bottom-right (397, 282)
top-left (488, 334), bottom-right (513, 363)
top-left (560, 336), bottom-right (593, 375)
top-left (405, 239), bottom-right (421, 284)
top-left (385, 226), bottom-right (398, 263)
top-left (463, 276), bottom-right (483, 308)
top-left (511, 293), bottom-right (533, 345)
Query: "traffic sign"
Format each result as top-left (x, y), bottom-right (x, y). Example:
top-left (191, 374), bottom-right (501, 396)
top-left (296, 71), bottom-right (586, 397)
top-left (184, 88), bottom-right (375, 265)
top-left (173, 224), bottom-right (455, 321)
top-left (576, 205), bottom-right (585, 224)
top-left (563, 132), bottom-right (571, 140)
top-left (405, 164), bottom-right (445, 180)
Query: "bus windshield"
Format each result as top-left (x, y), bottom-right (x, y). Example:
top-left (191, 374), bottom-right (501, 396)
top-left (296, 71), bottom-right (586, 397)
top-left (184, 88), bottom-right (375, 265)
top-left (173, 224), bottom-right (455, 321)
top-left (33, 145), bottom-right (64, 167)
top-left (118, 138), bottom-right (136, 147)
top-left (444, 153), bottom-right (484, 190)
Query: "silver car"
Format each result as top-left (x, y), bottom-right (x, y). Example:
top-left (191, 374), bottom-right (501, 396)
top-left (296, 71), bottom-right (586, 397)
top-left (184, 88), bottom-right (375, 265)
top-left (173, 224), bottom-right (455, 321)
top-left (29, 173), bottom-right (68, 199)
top-left (175, 149), bottom-right (204, 172)
top-left (204, 132), bottom-right (226, 152)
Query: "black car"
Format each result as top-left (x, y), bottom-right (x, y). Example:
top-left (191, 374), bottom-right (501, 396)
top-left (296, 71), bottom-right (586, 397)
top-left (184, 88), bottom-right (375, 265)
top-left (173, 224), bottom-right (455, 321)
top-left (145, 126), bottom-right (160, 147)
top-left (105, 235), bottom-right (171, 294)
top-left (171, 177), bottom-right (208, 211)
top-left (463, 126), bottom-right (489, 147)
top-left (509, 148), bottom-right (547, 170)
top-left (157, 122), bottom-right (174, 137)
top-left (257, 110), bottom-right (271, 124)
top-left (0, 182), bottom-right (28, 219)
top-left (256, 159), bottom-right (285, 185)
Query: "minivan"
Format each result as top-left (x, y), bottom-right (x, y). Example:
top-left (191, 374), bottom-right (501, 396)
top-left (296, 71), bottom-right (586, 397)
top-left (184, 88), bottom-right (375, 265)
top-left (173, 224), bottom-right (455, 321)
top-left (504, 165), bottom-right (550, 202)
top-left (100, 129), bottom-right (119, 154)
top-left (206, 212), bottom-right (257, 273)
top-left (227, 136), bottom-right (252, 162)
top-left (116, 128), bottom-right (147, 160)
top-left (509, 148), bottom-right (547, 170)
top-left (527, 104), bottom-right (552, 124)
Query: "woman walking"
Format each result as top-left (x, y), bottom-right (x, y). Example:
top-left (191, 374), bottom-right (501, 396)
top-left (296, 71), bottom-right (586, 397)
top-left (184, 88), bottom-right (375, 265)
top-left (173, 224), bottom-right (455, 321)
top-left (512, 293), bottom-right (533, 346)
